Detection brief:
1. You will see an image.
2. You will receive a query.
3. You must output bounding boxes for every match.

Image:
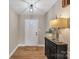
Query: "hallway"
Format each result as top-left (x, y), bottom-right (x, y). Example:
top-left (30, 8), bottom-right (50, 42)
top-left (9, 0), bottom-right (70, 59)
top-left (10, 46), bottom-right (47, 59)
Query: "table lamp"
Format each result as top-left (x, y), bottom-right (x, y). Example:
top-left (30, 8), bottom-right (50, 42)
top-left (49, 18), bottom-right (69, 42)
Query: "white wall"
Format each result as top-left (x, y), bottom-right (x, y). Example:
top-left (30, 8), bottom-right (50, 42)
top-left (9, 7), bottom-right (19, 54)
top-left (18, 15), bottom-right (46, 45)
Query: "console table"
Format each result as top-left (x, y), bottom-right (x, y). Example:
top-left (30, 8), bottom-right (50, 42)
top-left (45, 37), bottom-right (67, 59)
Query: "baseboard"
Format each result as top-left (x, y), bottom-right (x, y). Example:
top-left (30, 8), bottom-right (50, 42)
top-left (37, 44), bottom-right (45, 47)
top-left (9, 45), bottom-right (19, 58)
top-left (18, 44), bottom-right (45, 47)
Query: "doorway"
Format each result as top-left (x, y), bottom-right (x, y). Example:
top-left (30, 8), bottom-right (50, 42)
top-left (25, 20), bottom-right (39, 46)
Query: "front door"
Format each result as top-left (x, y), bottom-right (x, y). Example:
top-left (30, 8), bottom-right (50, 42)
top-left (25, 20), bottom-right (38, 46)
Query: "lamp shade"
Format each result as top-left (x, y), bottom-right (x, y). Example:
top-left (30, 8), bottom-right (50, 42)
top-left (49, 18), bottom-right (69, 28)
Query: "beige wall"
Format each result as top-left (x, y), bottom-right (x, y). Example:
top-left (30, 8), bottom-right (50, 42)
top-left (19, 15), bottom-right (46, 45)
top-left (9, 7), bottom-right (19, 54)
top-left (46, 0), bottom-right (70, 29)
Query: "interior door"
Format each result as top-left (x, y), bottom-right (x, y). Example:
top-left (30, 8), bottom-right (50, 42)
top-left (25, 20), bottom-right (38, 46)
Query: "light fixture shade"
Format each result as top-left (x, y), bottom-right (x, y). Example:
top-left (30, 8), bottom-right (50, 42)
top-left (49, 18), bottom-right (70, 28)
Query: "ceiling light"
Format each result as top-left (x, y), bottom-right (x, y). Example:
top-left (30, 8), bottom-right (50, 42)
top-left (29, 4), bottom-right (33, 12)
top-left (30, 8), bottom-right (33, 11)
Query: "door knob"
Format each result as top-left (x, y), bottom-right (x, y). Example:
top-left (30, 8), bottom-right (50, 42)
top-left (36, 32), bottom-right (37, 36)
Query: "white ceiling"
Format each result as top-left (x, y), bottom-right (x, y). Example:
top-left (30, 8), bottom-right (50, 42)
top-left (10, 0), bottom-right (57, 15)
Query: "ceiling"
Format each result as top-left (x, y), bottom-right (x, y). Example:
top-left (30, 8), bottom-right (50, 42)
top-left (10, 0), bottom-right (57, 15)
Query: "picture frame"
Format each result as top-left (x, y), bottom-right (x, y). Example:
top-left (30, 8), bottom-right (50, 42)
top-left (62, 0), bottom-right (70, 8)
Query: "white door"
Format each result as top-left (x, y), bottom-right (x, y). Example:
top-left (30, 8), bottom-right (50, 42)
top-left (25, 20), bottom-right (38, 46)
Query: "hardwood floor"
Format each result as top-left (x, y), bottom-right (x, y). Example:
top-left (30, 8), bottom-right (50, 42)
top-left (10, 46), bottom-right (47, 59)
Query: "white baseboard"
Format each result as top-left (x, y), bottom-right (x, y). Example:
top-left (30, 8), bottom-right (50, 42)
top-left (9, 45), bottom-right (19, 58)
top-left (18, 44), bottom-right (45, 47)
top-left (37, 44), bottom-right (45, 47)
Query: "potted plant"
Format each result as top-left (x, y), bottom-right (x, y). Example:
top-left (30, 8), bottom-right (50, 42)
top-left (45, 28), bottom-right (56, 40)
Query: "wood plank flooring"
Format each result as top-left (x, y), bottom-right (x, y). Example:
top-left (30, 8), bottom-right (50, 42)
top-left (10, 46), bottom-right (47, 59)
